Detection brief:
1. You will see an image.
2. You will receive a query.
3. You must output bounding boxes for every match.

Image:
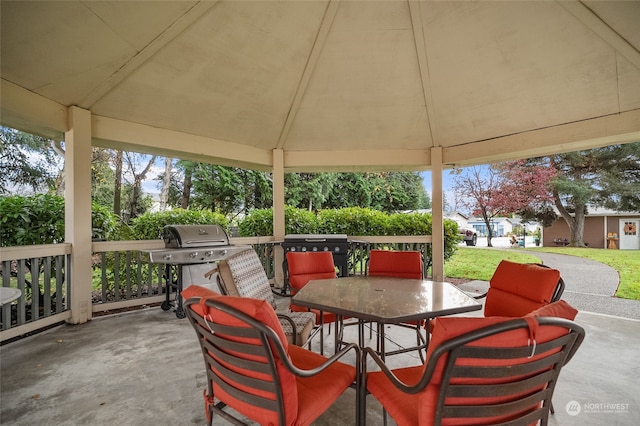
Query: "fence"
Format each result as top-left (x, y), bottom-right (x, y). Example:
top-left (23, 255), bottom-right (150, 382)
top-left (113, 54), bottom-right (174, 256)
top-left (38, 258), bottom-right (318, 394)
top-left (0, 236), bottom-right (431, 341)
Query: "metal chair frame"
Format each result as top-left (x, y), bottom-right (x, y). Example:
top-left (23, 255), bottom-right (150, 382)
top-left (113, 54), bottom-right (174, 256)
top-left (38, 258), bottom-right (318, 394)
top-left (362, 316), bottom-right (585, 426)
top-left (185, 297), bottom-right (361, 426)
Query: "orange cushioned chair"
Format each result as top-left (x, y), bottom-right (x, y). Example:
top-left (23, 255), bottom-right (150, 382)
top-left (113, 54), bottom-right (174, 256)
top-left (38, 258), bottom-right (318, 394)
top-left (368, 249), bottom-right (428, 361)
top-left (481, 259), bottom-right (565, 317)
top-left (183, 286), bottom-right (360, 426)
top-left (286, 251), bottom-right (340, 353)
top-left (363, 300), bottom-right (584, 426)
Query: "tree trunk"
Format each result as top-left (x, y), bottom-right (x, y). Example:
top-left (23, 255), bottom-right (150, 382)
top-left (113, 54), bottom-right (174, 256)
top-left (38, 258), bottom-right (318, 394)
top-left (481, 209), bottom-right (494, 247)
top-left (114, 150), bottom-right (122, 216)
top-left (159, 158), bottom-right (172, 211)
top-left (51, 141), bottom-right (65, 196)
top-left (180, 165), bottom-right (192, 209)
top-left (129, 155), bottom-right (156, 218)
top-left (553, 189), bottom-right (586, 247)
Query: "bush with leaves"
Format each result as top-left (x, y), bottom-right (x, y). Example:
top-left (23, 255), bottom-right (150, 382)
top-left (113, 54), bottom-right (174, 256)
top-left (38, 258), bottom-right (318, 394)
top-left (317, 207), bottom-right (389, 235)
top-left (238, 206), bottom-right (317, 237)
top-left (0, 195), bottom-right (122, 246)
top-left (130, 209), bottom-right (229, 240)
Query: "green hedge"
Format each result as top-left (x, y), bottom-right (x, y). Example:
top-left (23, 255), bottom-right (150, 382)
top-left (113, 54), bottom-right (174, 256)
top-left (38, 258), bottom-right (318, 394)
top-left (130, 209), bottom-right (229, 240)
top-left (0, 194), bottom-right (121, 246)
top-left (238, 207), bottom-right (460, 261)
top-left (1, 197), bottom-right (460, 262)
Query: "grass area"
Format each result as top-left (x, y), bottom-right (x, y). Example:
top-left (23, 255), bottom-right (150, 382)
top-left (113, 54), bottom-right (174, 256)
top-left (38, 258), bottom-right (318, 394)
top-left (532, 247), bottom-right (640, 300)
top-left (445, 246), bottom-right (640, 301)
top-left (444, 248), bottom-right (541, 281)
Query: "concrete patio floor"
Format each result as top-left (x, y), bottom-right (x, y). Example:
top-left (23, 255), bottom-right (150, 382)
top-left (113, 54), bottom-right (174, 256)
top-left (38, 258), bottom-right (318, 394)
top-left (1, 298), bottom-right (639, 425)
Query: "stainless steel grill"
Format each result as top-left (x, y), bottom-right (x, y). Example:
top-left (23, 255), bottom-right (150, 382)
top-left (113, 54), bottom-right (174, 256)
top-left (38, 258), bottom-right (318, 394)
top-left (146, 225), bottom-right (250, 318)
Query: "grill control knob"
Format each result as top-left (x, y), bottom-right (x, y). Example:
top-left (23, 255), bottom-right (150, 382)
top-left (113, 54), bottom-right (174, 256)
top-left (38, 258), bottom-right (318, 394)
top-left (163, 254), bottom-right (172, 261)
top-left (189, 251), bottom-right (199, 258)
top-left (204, 250), bottom-right (214, 257)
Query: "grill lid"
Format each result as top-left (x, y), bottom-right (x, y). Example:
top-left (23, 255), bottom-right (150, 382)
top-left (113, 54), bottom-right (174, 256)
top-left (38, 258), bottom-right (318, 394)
top-left (163, 224), bottom-right (230, 248)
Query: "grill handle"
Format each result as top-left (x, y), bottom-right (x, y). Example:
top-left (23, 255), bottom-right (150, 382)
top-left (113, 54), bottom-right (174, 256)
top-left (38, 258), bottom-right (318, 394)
top-left (184, 239), bottom-right (228, 245)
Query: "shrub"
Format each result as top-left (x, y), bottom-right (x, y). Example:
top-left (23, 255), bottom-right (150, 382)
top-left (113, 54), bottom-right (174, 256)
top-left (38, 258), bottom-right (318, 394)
top-left (130, 209), bottom-right (229, 240)
top-left (317, 207), bottom-right (389, 235)
top-left (0, 194), bottom-right (121, 246)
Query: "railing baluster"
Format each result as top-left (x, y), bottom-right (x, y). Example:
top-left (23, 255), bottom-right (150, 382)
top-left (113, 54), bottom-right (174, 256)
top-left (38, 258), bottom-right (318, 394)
top-left (101, 252), bottom-right (108, 303)
top-left (1, 261), bottom-right (12, 330)
top-left (43, 257), bottom-right (52, 317)
top-left (114, 252), bottom-right (120, 302)
top-left (125, 251), bottom-right (132, 299)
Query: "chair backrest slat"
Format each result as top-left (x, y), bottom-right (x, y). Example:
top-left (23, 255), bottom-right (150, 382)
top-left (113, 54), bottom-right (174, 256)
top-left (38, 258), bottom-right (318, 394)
top-left (448, 369), bottom-right (557, 398)
top-left (442, 390), bottom-right (550, 419)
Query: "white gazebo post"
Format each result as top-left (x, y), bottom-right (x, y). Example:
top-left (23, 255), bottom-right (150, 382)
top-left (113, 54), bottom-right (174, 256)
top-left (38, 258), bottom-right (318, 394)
top-left (65, 106), bottom-right (94, 324)
top-left (431, 147), bottom-right (445, 282)
top-left (272, 149), bottom-right (286, 287)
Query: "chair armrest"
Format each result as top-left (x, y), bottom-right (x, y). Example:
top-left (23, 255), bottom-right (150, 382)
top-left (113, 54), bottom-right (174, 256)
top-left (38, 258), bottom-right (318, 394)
top-left (276, 341), bottom-right (360, 379)
top-left (473, 291), bottom-right (488, 300)
top-left (362, 347), bottom-right (430, 395)
top-left (276, 313), bottom-right (297, 341)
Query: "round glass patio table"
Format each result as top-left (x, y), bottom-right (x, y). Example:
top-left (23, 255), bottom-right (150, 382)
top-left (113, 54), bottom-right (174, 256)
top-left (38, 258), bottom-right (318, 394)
top-left (0, 287), bottom-right (22, 306)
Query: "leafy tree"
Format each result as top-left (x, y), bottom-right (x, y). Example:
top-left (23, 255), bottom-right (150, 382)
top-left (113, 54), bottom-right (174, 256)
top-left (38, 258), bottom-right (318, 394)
top-left (287, 171), bottom-right (430, 212)
top-left (0, 127), bottom-right (62, 194)
top-left (125, 152), bottom-right (156, 220)
top-left (549, 143), bottom-right (640, 246)
top-left (92, 148), bottom-right (116, 209)
top-left (190, 164), bottom-right (243, 214)
top-left (492, 159), bottom-right (558, 228)
top-left (285, 173), bottom-right (338, 210)
top-left (323, 173), bottom-right (373, 208)
top-left (453, 166), bottom-right (506, 247)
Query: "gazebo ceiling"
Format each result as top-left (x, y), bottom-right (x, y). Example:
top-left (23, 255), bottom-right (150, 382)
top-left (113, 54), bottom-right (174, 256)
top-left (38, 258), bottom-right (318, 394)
top-left (1, 0), bottom-right (639, 172)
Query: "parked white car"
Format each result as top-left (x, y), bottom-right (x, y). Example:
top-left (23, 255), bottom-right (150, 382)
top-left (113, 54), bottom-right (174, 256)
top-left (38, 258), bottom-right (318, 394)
top-left (459, 226), bottom-right (478, 246)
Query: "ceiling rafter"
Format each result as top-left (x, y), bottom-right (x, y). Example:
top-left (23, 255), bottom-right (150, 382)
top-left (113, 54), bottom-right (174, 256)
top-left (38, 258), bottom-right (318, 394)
top-left (276, 0), bottom-right (341, 150)
top-left (79, 0), bottom-right (219, 109)
top-left (558, 0), bottom-right (640, 71)
top-left (408, 0), bottom-right (437, 148)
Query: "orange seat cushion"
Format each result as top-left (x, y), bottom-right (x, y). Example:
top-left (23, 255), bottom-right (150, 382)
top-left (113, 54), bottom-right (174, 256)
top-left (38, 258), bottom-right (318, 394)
top-left (368, 250), bottom-right (423, 279)
top-left (289, 344), bottom-right (356, 425)
top-left (484, 260), bottom-right (560, 317)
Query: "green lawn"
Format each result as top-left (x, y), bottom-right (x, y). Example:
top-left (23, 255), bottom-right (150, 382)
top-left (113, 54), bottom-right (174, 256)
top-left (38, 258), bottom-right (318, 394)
top-left (444, 246), bottom-right (640, 301)
top-left (444, 248), bottom-right (540, 281)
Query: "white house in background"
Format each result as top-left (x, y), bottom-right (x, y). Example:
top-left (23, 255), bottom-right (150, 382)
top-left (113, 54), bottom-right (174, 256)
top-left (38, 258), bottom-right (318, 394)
top-left (444, 211), bottom-right (472, 230)
top-left (465, 216), bottom-right (515, 237)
